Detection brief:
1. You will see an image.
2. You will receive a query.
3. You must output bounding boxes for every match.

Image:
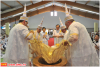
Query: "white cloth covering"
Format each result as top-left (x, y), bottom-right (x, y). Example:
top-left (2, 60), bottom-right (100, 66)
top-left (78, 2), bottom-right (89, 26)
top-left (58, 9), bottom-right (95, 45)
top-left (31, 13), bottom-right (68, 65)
top-left (64, 30), bottom-right (69, 40)
top-left (3, 23), bottom-right (33, 66)
top-left (64, 21), bottom-right (99, 66)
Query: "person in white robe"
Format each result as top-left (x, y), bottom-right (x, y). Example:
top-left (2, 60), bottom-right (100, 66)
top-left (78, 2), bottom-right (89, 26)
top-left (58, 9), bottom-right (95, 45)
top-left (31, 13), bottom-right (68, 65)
top-left (59, 17), bottom-right (69, 40)
top-left (41, 27), bottom-right (49, 45)
top-left (64, 3), bottom-right (99, 66)
top-left (33, 17), bottom-right (44, 41)
top-left (3, 4), bottom-right (34, 66)
top-left (53, 24), bottom-right (63, 45)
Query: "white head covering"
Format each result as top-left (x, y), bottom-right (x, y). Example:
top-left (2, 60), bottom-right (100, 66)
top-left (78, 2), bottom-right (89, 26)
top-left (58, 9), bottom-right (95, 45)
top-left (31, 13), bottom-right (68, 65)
top-left (64, 3), bottom-right (73, 22)
top-left (20, 4), bottom-right (28, 22)
top-left (59, 17), bottom-right (66, 29)
top-left (38, 16), bottom-right (44, 29)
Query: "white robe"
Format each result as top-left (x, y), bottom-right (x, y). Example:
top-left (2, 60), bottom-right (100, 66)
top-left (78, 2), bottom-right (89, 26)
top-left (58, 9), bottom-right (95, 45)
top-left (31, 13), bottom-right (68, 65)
top-left (33, 31), bottom-right (42, 40)
top-left (4, 23), bottom-right (33, 66)
top-left (65, 21), bottom-right (99, 66)
top-left (64, 30), bottom-right (69, 40)
top-left (53, 29), bottom-right (63, 45)
top-left (41, 32), bottom-right (49, 45)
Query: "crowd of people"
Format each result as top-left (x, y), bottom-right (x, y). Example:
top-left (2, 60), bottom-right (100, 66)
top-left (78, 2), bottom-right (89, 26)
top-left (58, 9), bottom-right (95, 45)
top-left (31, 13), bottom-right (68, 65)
top-left (0, 34), bottom-right (9, 58)
top-left (0, 35), bottom-right (9, 51)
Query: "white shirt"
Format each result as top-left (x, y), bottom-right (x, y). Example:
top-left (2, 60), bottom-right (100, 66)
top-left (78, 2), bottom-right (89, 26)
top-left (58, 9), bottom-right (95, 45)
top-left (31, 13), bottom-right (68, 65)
top-left (41, 32), bottom-right (49, 45)
top-left (53, 29), bottom-right (63, 36)
top-left (53, 29), bottom-right (63, 45)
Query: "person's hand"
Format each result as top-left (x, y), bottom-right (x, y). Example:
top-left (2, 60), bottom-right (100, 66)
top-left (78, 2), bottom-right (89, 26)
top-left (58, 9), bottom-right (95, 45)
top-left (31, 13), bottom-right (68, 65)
top-left (59, 35), bottom-right (64, 38)
top-left (30, 30), bottom-right (34, 34)
top-left (95, 45), bottom-right (99, 50)
top-left (43, 35), bottom-right (46, 38)
top-left (53, 36), bottom-right (60, 38)
top-left (63, 41), bottom-right (69, 46)
top-left (31, 51), bottom-right (34, 54)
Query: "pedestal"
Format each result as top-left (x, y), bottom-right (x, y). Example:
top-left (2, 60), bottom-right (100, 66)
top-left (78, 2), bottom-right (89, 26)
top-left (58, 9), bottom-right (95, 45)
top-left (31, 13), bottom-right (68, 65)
top-left (33, 56), bottom-right (67, 66)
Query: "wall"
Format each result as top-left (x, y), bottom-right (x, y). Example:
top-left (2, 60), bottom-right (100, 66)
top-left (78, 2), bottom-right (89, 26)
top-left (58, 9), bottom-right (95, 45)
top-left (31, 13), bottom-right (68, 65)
top-left (10, 12), bottom-right (99, 33)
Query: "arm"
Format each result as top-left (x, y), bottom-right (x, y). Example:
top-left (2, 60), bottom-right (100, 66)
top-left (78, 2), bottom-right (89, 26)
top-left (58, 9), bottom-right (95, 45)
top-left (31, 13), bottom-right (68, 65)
top-left (26, 30), bottom-right (34, 40)
top-left (68, 33), bottom-right (78, 43)
top-left (20, 26), bottom-right (34, 40)
top-left (95, 45), bottom-right (99, 50)
top-left (68, 25), bottom-right (79, 44)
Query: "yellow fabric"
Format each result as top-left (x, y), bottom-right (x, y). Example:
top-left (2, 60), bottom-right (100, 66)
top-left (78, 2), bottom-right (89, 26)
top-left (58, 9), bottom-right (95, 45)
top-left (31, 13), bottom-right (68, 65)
top-left (59, 30), bottom-right (62, 33)
top-left (28, 37), bottom-right (71, 63)
top-left (73, 21), bottom-right (76, 23)
top-left (67, 40), bottom-right (72, 46)
top-left (25, 33), bottom-right (30, 39)
top-left (56, 43), bottom-right (60, 47)
top-left (18, 23), bottom-right (23, 25)
top-left (70, 33), bottom-right (78, 36)
top-left (45, 32), bottom-right (47, 35)
top-left (30, 30), bottom-right (34, 34)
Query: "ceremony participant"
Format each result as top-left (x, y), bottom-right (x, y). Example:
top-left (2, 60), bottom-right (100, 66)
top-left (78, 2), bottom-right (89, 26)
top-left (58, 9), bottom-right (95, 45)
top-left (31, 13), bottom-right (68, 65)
top-left (53, 24), bottom-right (63, 37)
top-left (53, 24), bottom-right (63, 45)
top-left (1, 38), bottom-right (5, 51)
top-left (93, 34), bottom-right (99, 56)
top-left (64, 3), bottom-right (99, 66)
top-left (33, 17), bottom-right (44, 41)
top-left (41, 27), bottom-right (49, 45)
top-left (59, 17), bottom-right (69, 40)
top-left (4, 4), bottom-right (34, 66)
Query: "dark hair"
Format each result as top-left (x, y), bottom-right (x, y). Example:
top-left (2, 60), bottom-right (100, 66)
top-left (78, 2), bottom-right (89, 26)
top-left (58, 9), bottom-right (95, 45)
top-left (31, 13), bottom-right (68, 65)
top-left (19, 20), bottom-right (28, 23)
top-left (42, 27), bottom-right (46, 30)
top-left (19, 20), bottom-right (24, 23)
top-left (68, 19), bottom-right (75, 22)
top-left (56, 24), bottom-right (60, 27)
top-left (96, 33), bottom-right (99, 37)
top-left (3, 36), bottom-right (5, 38)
